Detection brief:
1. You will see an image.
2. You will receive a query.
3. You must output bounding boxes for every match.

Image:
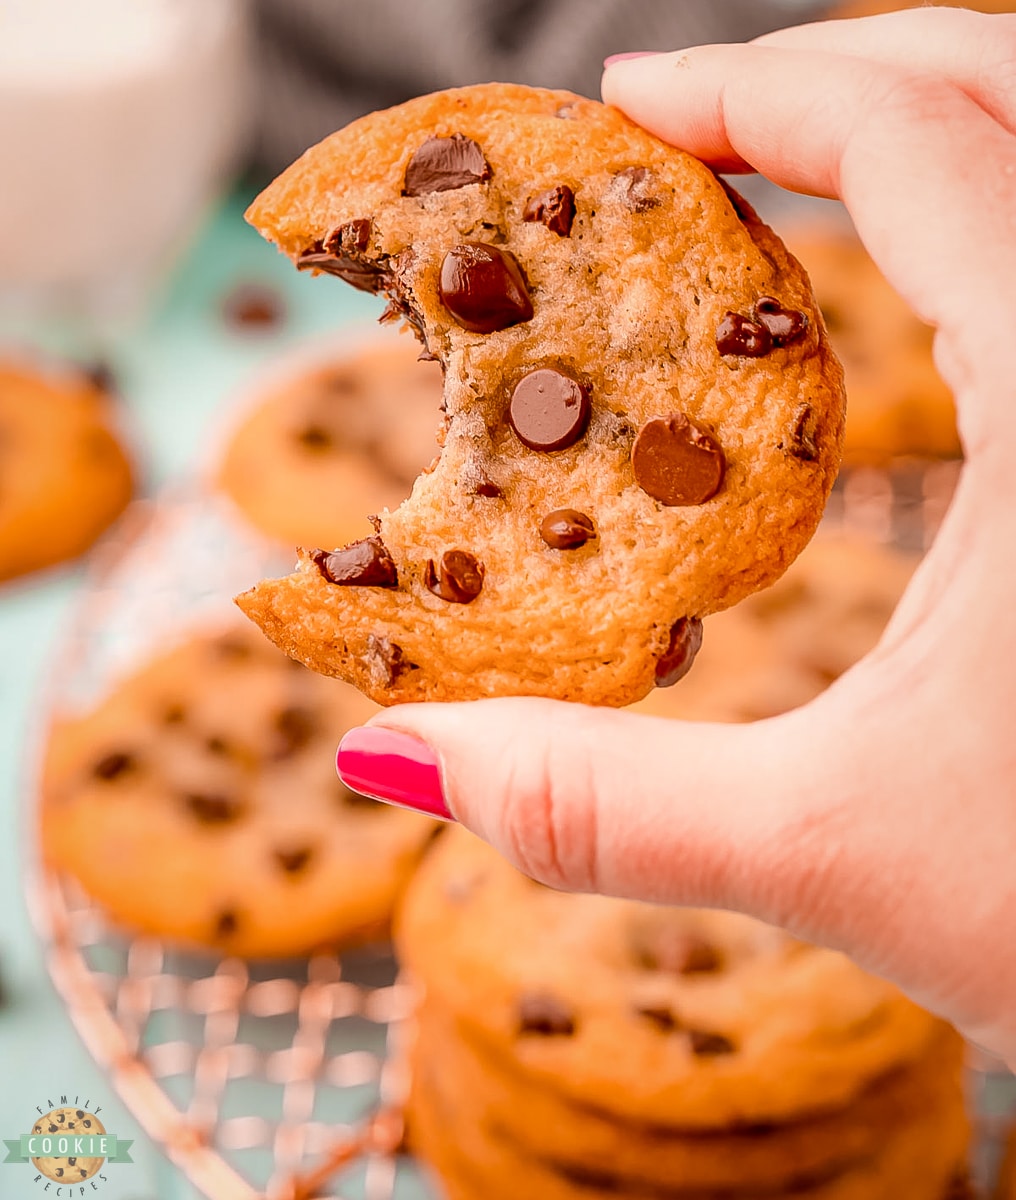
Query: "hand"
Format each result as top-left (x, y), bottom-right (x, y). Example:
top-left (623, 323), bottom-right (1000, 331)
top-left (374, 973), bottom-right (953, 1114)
top-left (338, 9), bottom-right (1016, 1063)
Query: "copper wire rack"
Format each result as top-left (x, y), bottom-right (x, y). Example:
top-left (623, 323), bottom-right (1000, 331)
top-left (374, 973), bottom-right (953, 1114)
top-left (25, 463), bottom-right (1016, 1200)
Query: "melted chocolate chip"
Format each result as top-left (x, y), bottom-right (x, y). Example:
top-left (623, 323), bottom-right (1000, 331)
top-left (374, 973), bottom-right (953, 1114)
top-left (689, 1030), bottom-right (736, 1057)
top-left (439, 243), bottom-right (533, 333)
top-left (215, 909), bottom-right (239, 938)
top-left (509, 369), bottom-right (591, 452)
top-left (274, 846), bottom-right (314, 874)
top-left (754, 296), bottom-right (808, 346)
top-left (523, 185), bottom-right (576, 236)
top-left (518, 993), bottom-right (576, 1036)
top-left (540, 508), bottom-right (596, 550)
top-left (205, 735), bottom-right (231, 756)
top-left (611, 166), bottom-right (660, 212)
top-left (92, 751), bottom-right (136, 781)
top-left (789, 403), bottom-right (819, 462)
top-left (311, 538), bottom-right (398, 587)
top-left (324, 218), bottom-right (371, 256)
top-left (655, 617), bottom-right (704, 688)
top-left (403, 134), bottom-right (491, 196)
top-left (222, 282), bottom-right (286, 331)
top-left (296, 424), bottom-right (334, 451)
top-left (716, 313), bottom-right (772, 358)
top-left (162, 703), bottom-right (186, 725)
top-left (636, 1005), bottom-right (680, 1032)
top-left (366, 635), bottom-right (417, 686)
top-left (297, 219), bottom-right (386, 294)
top-left (472, 473), bottom-right (504, 498)
top-left (184, 793), bottom-right (245, 825)
top-left (631, 414), bottom-right (725, 506)
top-left (272, 705), bottom-right (317, 758)
top-left (425, 550), bottom-right (485, 604)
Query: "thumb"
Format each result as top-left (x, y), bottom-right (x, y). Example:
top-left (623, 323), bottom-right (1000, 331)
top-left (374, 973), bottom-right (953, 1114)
top-left (337, 695), bottom-right (854, 929)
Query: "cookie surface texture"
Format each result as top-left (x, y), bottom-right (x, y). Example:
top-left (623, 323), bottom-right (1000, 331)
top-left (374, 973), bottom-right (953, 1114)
top-left (0, 361), bottom-right (133, 582)
top-left (239, 84), bottom-right (845, 706)
top-left (40, 624), bottom-right (434, 957)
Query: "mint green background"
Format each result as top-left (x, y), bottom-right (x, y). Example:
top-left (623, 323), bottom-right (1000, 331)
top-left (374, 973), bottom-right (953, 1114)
top-left (0, 186), bottom-right (384, 1200)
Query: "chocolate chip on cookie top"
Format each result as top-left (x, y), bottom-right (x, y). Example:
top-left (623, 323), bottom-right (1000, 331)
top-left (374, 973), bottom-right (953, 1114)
top-left (92, 751), bottom-right (136, 781)
top-left (718, 297), bottom-right (809, 358)
top-left (403, 134), bottom-right (492, 196)
top-left (654, 617), bottom-right (704, 688)
top-left (540, 509), bottom-right (596, 550)
top-left (610, 165), bottom-right (661, 211)
top-left (311, 538), bottom-right (398, 587)
top-left (509, 369), bottom-right (591, 452)
top-left (425, 550), bottom-right (485, 604)
top-left (297, 219), bottom-right (386, 293)
top-left (523, 185), bottom-right (576, 236)
top-left (631, 415), bottom-right (725, 506)
top-left (439, 243), bottom-right (533, 333)
top-left (518, 993), bottom-right (576, 1036)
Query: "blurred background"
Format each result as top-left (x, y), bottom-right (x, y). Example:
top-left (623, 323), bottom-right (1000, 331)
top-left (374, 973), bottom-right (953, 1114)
top-left (0, 0), bottom-right (1005, 1196)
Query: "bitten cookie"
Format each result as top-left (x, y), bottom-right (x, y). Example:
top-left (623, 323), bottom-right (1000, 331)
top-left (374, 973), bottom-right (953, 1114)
top-left (216, 335), bottom-right (442, 549)
top-left (0, 360), bottom-right (133, 582)
top-left (40, 624), bottom-right (435, 957)
top-left (786, 229), bottom-right (960, 464)
top-left (237, 83), bottom-right (846, 707)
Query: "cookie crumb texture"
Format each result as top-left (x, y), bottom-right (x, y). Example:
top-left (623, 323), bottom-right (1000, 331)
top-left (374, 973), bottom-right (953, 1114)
top-left (40, 625), bottom-right (434, 957)
top-left (239, 84), bottom-right (845, 706)
top-left (0, 362), bottom-right (133, 583)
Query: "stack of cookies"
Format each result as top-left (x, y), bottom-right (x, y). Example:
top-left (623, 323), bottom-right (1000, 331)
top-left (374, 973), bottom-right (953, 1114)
top-left (398, 828), bottom-right (971, 1200)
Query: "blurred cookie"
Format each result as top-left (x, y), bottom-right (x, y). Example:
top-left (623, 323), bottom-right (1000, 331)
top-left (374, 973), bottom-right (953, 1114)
top-left (40, 624), bottom-right (434, 957)
top-left (0, 359), bottom-right (134, 582)
top-left (831, 0), bottom-right (1013, 15)
top-left (239, 82), bottom-right (845, 707)
top-left (217, 336), bottom-right (442, 549)
top-left (786, 229), bottom-right (960, 463)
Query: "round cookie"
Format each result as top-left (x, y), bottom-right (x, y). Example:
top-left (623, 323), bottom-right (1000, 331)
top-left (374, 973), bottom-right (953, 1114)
top-left (0, 359), bottom-right (134, 582)
top-left (216, 335), bottom-right (443, 549)
top-left (237, 83), bottom-right (846, 708)
top-left (631, 534), bottom-right (918, 724)
top-left (410, 1000), bottom-right (966, 1193)
top-left (785, 229), bottom-right (960, 464)
top-left (40, 624), bottom-right (435, 957)
top-left (396, 828), bottom-right (947, 1130)
top-left (30, 1108), bottom-right (106, 1183)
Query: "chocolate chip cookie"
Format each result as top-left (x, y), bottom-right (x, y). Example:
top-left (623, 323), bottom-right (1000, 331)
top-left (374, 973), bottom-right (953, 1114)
top-left (216, 334), bottom-right (442, 549)
top-left (237, 83), bottom-right (846, 707)
top-left (40, 624), bottom-right (434, 957)
top-left (0, 359), bottom-right (134, 583)
top-left (30, 1108), bottom-right (106, 1184)
top-left (786, 228), bottom-right (960, 465)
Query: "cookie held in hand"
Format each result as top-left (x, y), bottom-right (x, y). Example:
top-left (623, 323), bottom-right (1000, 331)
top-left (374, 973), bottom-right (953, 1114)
top-left (238, 84), bottom-right (845, 706)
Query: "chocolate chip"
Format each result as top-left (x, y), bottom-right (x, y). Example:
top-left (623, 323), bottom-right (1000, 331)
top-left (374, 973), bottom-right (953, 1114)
top-left (297, 219), bottom-right (386, 294)
top-left (636, 1005), bottom-right (680, 1032)
top-left (716, 313), bottom-right (772, 358)
top-left (788, 403), bottom-right (819, 462)
top-left (92, 751), bottom-right (135, 781)
top-left (222, 282), bottom-right (286, 331)
top-left (639, 931), bottom-right (723, 974)
top-left (366, 635), bottom-right (417, 686)
top-left (75, 1111), bottom-right (84, 1119)
top-left (631, 414), bottom-right (725, 506)
top-left (655, 617), bottom-right (704, 688)
top-left (274, 846), bottom-right (314, 874)
top-left (540, 509), bottom-right (596, 550)
top-left (296, 424), bottom-right (334, 451)
top-left (214, 909), bottom-right (239, 938)
top-left (472, 471), bottom-right (504, 498)
top-left (311, 537), bottom-right (398, 587)
top-left (754, 297), bottom-right (808, 347)
top-left (79, 1170), bottom-right (87, 1177)
top-left (324, 218), bottom-right (371, 256)
top-left (439, 243), bottom-right (533, 333)
top-left (509, 368), bottom-right (590, 452)
top-left (610, 166), bottom-right (660, 212)
top-left (162, 703), bottom-right (186, 725)
top-left (81, 1120), bottom-right (91, 1128)
top-left (403, 134), bottom-right (491, 196)
top-left (523, 185), bottom-right (575, 236)
top-left (67, 1157), bottom-right (76, 1165)
top-left (272, 705), bottom-right (318, 758)
top-left (518, 993), bottom-right (576, 1036)
top-left (81, 359), bottom-right (117, 394)
top-left (184, 793), bottom-right (245, 825)
top-left (205, 735), bottom-right (231, 756)
top-left (425, 550), bottom-right (485, 604)
top-left (688, 1030), bottom-right (735, 1057)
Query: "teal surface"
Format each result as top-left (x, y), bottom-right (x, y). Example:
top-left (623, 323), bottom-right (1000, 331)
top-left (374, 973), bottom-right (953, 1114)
top-left (0, 187), bottom-right (386, 1200)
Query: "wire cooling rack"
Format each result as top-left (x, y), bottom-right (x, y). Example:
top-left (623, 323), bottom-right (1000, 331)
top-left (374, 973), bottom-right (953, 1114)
top-left (25, 462), bottom-right (1016, 1200)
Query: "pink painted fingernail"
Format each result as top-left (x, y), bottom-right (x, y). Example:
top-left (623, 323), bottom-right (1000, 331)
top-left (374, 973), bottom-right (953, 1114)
top-left (336, 727), bottom-right (453, 821)
top-left (603, 51), bottom-right (660, 67)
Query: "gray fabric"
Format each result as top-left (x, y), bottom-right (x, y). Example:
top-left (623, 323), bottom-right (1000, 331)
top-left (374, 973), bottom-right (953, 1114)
top-left (251, 0), bottom-right (829, 171)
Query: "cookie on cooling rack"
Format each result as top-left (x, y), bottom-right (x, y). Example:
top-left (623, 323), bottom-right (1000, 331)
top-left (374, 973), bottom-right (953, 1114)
top-left (398, 828), bottom-right (970, 1200)
top-left (40, 624), bottom-right (435, 957)
top-left (785, 229), bottom-right (960, 464)
top-left (237, 83), bottom-right (846, 707)
top-left (0, 359), bottom-right (133, 582)
top-left (216, 336), bottom-right (443, 549)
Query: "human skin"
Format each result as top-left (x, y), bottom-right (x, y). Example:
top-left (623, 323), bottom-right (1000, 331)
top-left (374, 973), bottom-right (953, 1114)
top-left (337, 9), bottom-right (1016, 1064)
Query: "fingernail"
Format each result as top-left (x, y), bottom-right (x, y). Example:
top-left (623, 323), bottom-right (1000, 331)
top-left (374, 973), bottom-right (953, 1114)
top-left (603, 51), bottom-right (660, 67)
top-left (336, 727), bottom-right (453, 822)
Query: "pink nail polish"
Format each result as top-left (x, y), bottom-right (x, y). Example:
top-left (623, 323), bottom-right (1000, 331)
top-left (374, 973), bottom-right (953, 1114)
top-left (603, 51), bottom-right (660, 68)
top-left (336, 727), bottom-right (453, 821)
